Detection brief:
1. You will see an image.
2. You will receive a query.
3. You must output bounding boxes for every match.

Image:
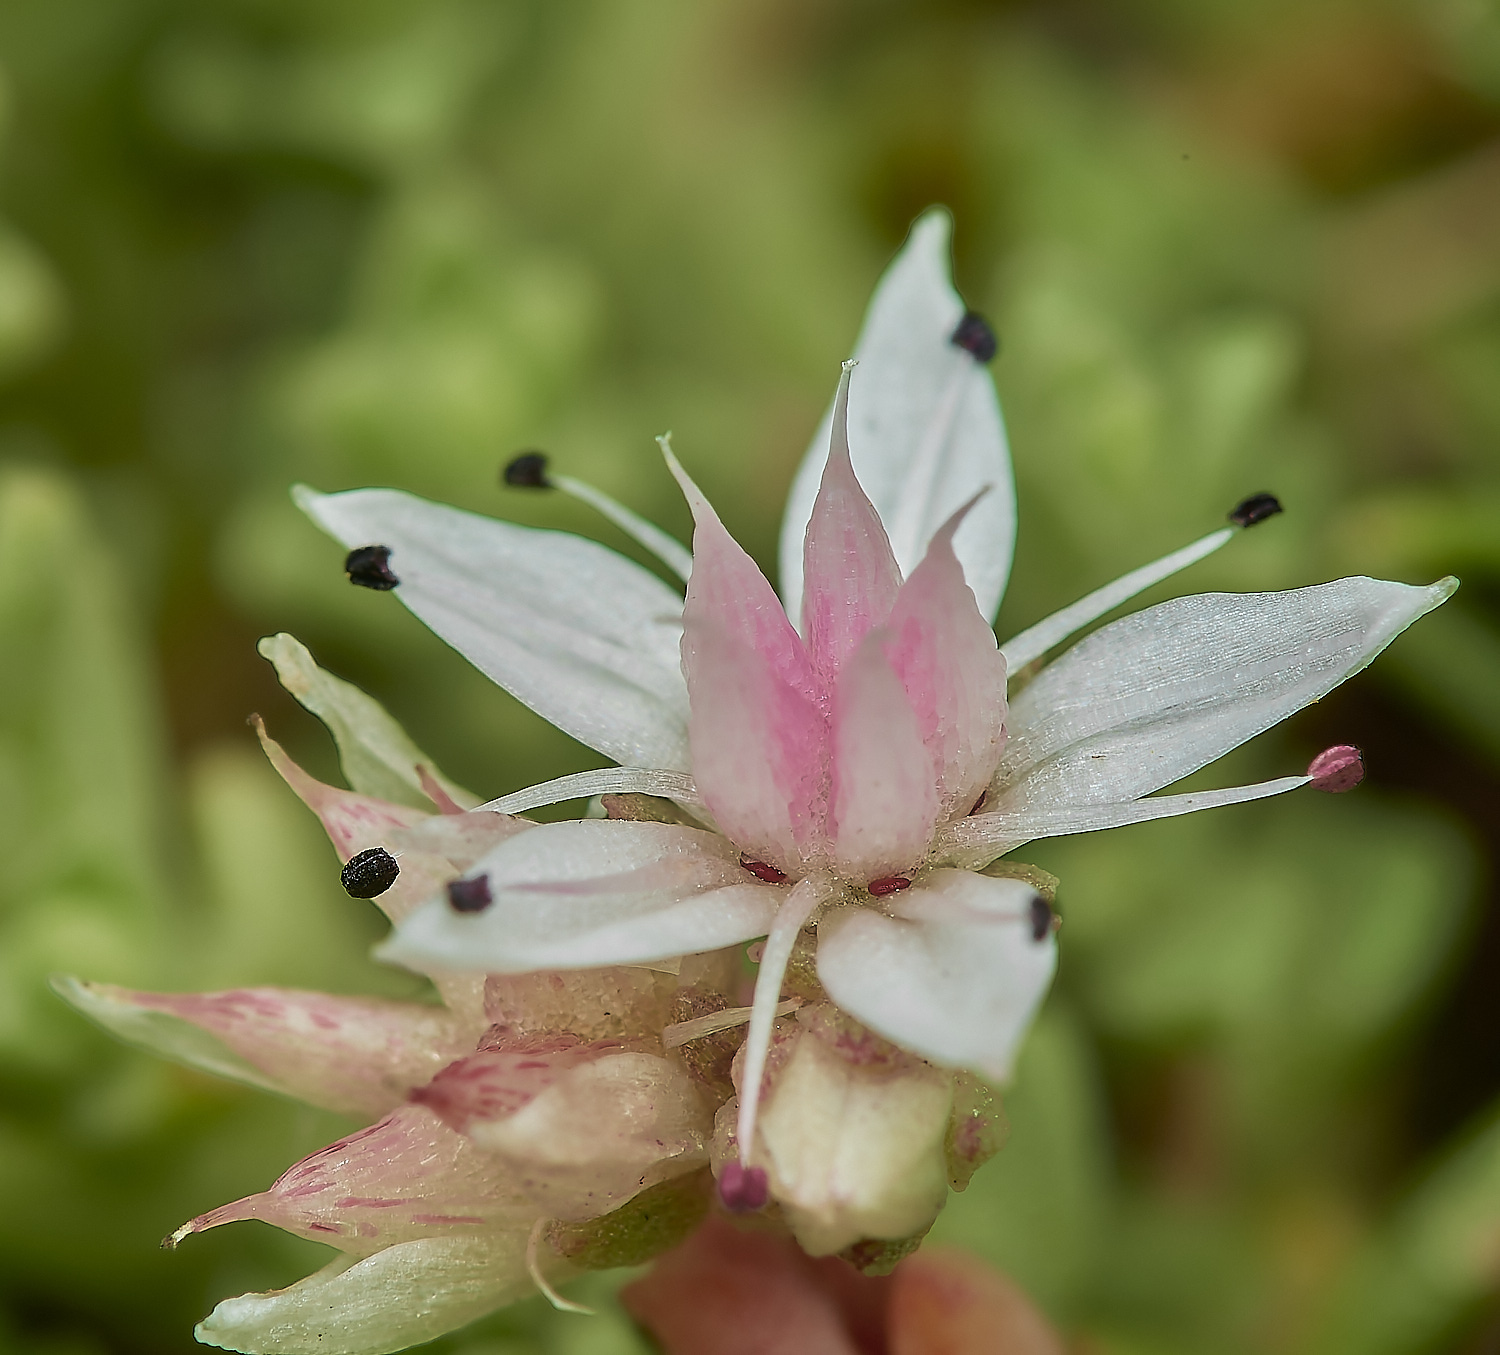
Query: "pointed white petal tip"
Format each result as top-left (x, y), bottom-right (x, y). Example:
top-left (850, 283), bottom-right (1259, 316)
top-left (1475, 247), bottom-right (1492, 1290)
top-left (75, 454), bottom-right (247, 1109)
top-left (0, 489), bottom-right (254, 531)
top-left (718, 1161), bottom-right (770, 1214)
top-left (1308, 744), bottom-right (1365, 793)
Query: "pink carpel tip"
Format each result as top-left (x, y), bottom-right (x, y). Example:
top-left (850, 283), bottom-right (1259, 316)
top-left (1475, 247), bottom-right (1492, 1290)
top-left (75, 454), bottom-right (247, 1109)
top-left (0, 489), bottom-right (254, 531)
top-left (1309, 744), bottom-right (1364, 793)
top-left (718, 1161), bottom-right (769, 1214)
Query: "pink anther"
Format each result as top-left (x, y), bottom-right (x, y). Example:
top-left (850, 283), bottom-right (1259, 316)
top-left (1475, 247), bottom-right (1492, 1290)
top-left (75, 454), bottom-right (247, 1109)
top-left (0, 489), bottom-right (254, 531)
top-left (718, 1161), bottom-right (769, 1213)
top-left (1308, 744), bottom-right (1364, 793)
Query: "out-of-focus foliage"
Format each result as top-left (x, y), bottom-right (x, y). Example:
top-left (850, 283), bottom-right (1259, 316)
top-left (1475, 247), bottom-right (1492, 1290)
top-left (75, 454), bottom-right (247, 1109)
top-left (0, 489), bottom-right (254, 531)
top-left (0, 0), bottom-right (1498, 1352)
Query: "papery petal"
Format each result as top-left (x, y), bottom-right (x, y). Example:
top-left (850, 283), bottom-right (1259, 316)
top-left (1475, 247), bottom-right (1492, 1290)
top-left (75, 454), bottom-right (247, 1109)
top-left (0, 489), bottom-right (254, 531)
top-left (829, 632), bottom-right (938, 880)
top-left (816, 871), bottom-right (1056, 1081)
top-left (753, 1022), bottom-right (953, 1256)
top-left (800, 365), bottom-right (902, 683)
top-left (883, 504), bottom-right (1008, 820)
top-left (408, 1035), bottom-right (594, 1134)
top-left (780, 210), bottom-right (1015, 624)
top-left (59, 981), bottom-right (483, 1116)
top-left (465, 1051), bottom-right (712, 1220)
top-left (258, 633), bottom-right (478, 811)
top-left (194, 1232), bottom-right (537, 1355)
top-left (254, 717), bottom-right (427, 872)
top-left (52, 976), bottom-right (285, 1101)
top-left (174, 1106), bottom-right (530, 1256)
top-left (296, 486), bottom-right (691, 770)
top-left (888, 1249), bottom-right (1066, 1355)
top-left (991, 577), bottom-right (1457, 813)
top-left (381, 820), bottom-right (780, 974)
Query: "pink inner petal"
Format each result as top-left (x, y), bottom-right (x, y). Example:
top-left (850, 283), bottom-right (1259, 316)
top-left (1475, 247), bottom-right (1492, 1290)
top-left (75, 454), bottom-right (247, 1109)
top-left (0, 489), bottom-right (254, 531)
top-left (800, 365), bottom-right (902, 685)
top-left (672, 451), bottom-right (820, 706)
top-left (883, 499), bottom-right (1008, 821)
top-left (682, 622), bottom-right (829, 873)
top-left (829, 629), bottom-right (940, 880)
top-left (672, 452), bottom-right (829, 870)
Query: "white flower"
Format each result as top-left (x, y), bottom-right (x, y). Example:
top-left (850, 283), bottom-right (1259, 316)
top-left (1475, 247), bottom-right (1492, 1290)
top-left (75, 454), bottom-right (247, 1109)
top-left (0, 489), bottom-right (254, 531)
top-left (295, 209), bottom-right (1454, 1209)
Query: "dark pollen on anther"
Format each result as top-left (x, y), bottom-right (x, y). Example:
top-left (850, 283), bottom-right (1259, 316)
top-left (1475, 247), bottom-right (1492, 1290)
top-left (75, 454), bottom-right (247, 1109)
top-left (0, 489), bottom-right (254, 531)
top-left (868, 875), bottom-right (912, 897)
top-left (344, 545), bottom-right (400, 590)
top-left (1029, 894), bottom-right (1055, 943)
top-left (341, 847), bottom-right (399, 899)
top-left (950, 311), bottom-right (999, 363)
top-left (1228, 492), bottom-right (1283, 528)
top-left (447, 874), bottom-right (493, 913)
top-left (740, 856), bottom-right (788, 884)
top-left (502, 451), bottom-right (552, 489)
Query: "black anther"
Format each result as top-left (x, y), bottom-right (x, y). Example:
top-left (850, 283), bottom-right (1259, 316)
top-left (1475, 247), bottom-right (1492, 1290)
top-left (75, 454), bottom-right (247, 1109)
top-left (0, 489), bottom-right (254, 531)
top-left (345, 545), bottom-right (400, 590)
top-left (950, 311), bottom-right (999, 363)
top-left (341, 847), bottom-right (400, 899)
top-left (447, 874), bottom-right (493, 913)
top-left (502, 451), bottom-right (552, 488)
top-left (1228, 493), bottom-right (1283, 528)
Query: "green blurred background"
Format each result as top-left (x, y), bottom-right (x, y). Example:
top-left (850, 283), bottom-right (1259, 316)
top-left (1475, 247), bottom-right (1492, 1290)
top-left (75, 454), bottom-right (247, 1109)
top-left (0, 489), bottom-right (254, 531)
top-left (2, 0), bottom-right (1499, 1351)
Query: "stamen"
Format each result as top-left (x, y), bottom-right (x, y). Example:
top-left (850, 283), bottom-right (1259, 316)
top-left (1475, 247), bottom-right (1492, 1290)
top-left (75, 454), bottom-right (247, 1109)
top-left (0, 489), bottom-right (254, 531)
top-left (526, 1218), bottom-right (595, 1315)
top-left (446, 874), bottom-right (492, 913)
top-left (732, 878), bottom-right (828, 1187)
top-left (1308, 744), bottom-right (1364, 793)
top-left (503, 451), bottom-right (552, 487)
top-left (867, 875), bottom-right (911, 896)
top-left (1000, 526), bottom-right (1235, 672)
top-left (1229, 492), bottom-right (1283, 528)
top-left (662, 998), bottom-right (801, 1050)
top-left (478, 767), bottom-right (700, 816)
top-left (344, 545), bottom-right (399, 590)
top-left (950, 310), bottom-right (999, 363)
top-left (340, 847), bottom-right (399, 899)
top-left (508, 440), bottom-right (694, 583)
top-left (741, 856), bottom-right (788, 883)
top-left (719, 1161), bottom-right (770, 1214)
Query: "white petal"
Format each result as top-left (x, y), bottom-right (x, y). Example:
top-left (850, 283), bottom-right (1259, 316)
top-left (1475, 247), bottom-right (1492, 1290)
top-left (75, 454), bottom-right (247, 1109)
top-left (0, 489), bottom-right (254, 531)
top-left (257, 633), bottom-right (478, 810)
top-left (816, 870), bottom-right (1056, 1081)
top-left (993, 577), bottom-right (1457, 812)
top-left (999, 528), bottom-right (1234, 673)
top-left (296, 486), bottom-right (690, 770)
top-left (779, 211), bottom-right (1015, 624)
top-left (380, 819), bottom-right (778, 973)
top-left (937, 774), bottom-right (1310, 864)
top-left (194, 1233), bottom-right (535, 1355)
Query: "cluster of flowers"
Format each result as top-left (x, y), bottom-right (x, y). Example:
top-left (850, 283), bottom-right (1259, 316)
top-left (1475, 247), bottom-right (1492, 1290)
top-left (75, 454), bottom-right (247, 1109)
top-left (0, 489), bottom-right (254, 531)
top-left (60, 213), bottom-right (1451, 1355)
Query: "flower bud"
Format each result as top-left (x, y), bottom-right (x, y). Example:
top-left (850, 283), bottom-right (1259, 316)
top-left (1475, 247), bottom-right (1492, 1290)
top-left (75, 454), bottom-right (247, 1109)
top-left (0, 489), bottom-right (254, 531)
top-left (715, 1003), bottom-right (954, 1257)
